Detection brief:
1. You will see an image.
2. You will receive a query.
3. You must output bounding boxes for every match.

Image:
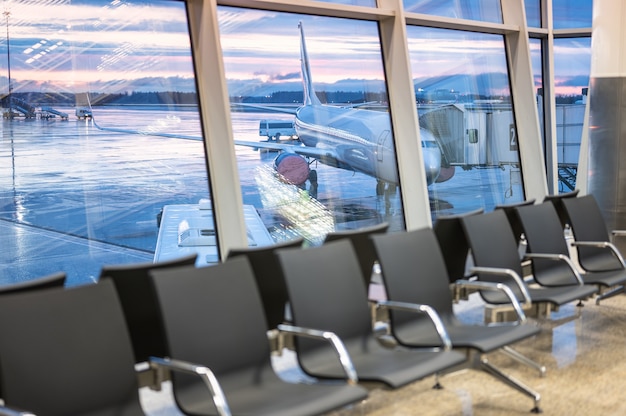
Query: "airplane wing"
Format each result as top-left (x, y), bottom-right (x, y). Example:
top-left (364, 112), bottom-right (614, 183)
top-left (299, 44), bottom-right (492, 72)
top-left (234, 139), bottom-right (341, 163)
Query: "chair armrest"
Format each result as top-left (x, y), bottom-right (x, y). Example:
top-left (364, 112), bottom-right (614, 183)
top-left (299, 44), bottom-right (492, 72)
top-left (466, 266), bottom-right (533, 308)
top-left (570, 240), bottom-right (626, 268)
top-left (0, 406), bottom-right (35, 416)
top-left (148, 356), bottom-right (232, 416)
top-left (277, 324), bottom-right (358, 384)
top-left (523, 253), bottom-right (585, 285)
top-left (610, 230), bottom-right (626, 238)
top-left (455, 279), bottom-right (527, 323)
top-left (375, 300), bottom-right (452, 351)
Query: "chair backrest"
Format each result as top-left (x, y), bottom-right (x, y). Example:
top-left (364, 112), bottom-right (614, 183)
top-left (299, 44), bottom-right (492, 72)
top-left (460, 209), bottom-right (528, 303)
top-left (149, 257), bottom-right (274, 414)
top-left (99, 253), bottom-right (198, 363)
top-left (433, 208), bottom-right (483, 282)
top-left (0, 271), bottom-right (65, 293)
top-left (371, 228), bottom-right (455, 341)
top-left (226, 237), bottom-right (304, 329)
top-left (276, 240), bottom-right (373, 351)
top-left (322, 222), bottom-right (389, 287)
top-left (0, 281), bottom-right (143, 416)
top-left (543, 189), bottom-right (579, 229)
top-left (562, 194), bottom-right (623, 271)
top-left (495, 198), bottom-right (536, 245)
top-left (516, 201), bottom-right (578, 286)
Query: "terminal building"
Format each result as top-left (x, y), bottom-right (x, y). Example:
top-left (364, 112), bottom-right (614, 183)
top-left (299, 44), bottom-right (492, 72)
top-left (1, 0), bottom-right (626, 414)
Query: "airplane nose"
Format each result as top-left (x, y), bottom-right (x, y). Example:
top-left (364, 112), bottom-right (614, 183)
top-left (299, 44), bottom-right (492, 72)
top-left (423, 147), bottom-right (441, 185)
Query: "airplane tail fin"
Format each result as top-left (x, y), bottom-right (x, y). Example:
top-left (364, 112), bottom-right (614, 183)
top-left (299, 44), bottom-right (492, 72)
top-left (299, 22), bottom-right (321, 106)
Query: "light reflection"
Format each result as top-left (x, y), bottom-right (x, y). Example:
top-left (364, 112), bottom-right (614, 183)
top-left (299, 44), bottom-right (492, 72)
top-left (255, 164), bottom-right (334, 245)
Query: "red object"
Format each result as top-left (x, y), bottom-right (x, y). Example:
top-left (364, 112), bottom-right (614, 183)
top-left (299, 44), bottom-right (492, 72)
top-left (275, 154), bottom-right (309, 185)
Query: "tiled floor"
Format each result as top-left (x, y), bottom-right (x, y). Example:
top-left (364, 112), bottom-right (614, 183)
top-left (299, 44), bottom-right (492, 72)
top-left (140, 287), bottom-right (626, 415)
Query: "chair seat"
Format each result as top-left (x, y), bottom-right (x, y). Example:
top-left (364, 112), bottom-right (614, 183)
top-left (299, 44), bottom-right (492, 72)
top-left (174, 366), bottom-right (367, 416)
top-left (580, 268), bottom-right (626, 287)
top-left (393, 319), bottom-right (541, 354)
top-left (297, 334), bottom-right (465, 389)
top-left (482, 284), bottom-right (597, 306)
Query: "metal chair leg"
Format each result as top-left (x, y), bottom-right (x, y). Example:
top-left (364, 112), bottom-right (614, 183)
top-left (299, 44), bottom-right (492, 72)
top-left (480, 356), bottom-right (542, 413)
top-left (501, 346), bottom-right (546, 377)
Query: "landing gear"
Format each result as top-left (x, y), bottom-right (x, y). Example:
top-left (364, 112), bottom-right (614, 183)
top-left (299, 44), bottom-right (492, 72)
top-left (376, 180), bottom-right (396, 197)
top-left (308, 169), bottom-right (318, 199)
top-left (376, 180), bottom-right (397, 216)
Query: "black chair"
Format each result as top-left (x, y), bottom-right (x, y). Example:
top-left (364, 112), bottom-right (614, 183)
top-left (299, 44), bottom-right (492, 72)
top-left (149, 256), bottom-right (369, 416)
top-left (322, 222), bottom-right (389, 287)
top-left (495, 199), bottom-right (536, 246)
top-left (0, 281), bottom-right (146, 416)
top-left (562, 194), bottom-right (626, 303)
top-left (0, 271), bottom-right (65, 293)
top-left (543, 189), bottom-right (579, 229)
top-left (275, 240), bottom-right (466, 389)
top-left (226, 238), bottom-right (304, 330)
top-left (99, 253), bottom-right (198, 363)
top-left (460, 209), bottom-right (598, 312)
top-left (371, 228), bottom-right (543, 413)
top-left (433, 209), bottom-right (483, 283)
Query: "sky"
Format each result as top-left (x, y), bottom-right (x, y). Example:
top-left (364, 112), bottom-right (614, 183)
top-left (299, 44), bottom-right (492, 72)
top-left (0, 0), bottom-right (594, 98)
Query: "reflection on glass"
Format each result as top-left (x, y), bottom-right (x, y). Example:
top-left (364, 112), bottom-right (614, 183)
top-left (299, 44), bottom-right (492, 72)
top-left (403, 0), bottom-right (502, 23)
top-left (406, 26), bottom-right (524, 219)
top-left (525, 0), bottom-right (541, 28)
top-left (218, 7), bottom-right (405, 245)
top-left (553, 0), bottom-right (593, 29)
top-left (553, 37), bottom-right (591, 192)
top-left (529, 38), bottom-right (545, 162)
top-left (0, 0), bottom-right (210, 285)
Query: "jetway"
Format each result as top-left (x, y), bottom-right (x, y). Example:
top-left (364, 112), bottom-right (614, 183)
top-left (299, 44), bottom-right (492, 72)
top-left (419, 103), bottom-right (519, 169)
top-left (419, 102), bottom-right (584, 192)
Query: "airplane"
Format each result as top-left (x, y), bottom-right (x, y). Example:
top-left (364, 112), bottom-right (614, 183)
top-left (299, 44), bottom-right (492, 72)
top-left (232, 22), bottom-right (453, 197)
top-left (90, 22), bottom-right (453, 198)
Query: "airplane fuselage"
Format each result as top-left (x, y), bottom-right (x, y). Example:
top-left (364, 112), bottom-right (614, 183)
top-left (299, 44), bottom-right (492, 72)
top-left (295, 104), bottom-right (442, 185)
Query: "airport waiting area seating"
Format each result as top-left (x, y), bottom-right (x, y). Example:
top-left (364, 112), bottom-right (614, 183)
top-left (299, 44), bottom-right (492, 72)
top-left (226, 237), bottom-right (304, 330)
top-left (322, 222), bottom-right (389, 287)
top-left (561, 194), bottom-right (626, 303)
top-left (460, 209), bottom-right (598, 317)
top-left (370, 227), bottom-right (543, 413)
top-left (433, 208), bottom-right (483, 283)
top-left (149, 256), bottom-right (369, 416)
top-left (0, 271), bottom-right (66, 293)
top-left (275, 239), bottom-right (467, 390)
top-left (543, 189), bottom-right (580, 229)
top-left (98, 253), bottom-right (199, 363)
top-left (514, 201), bottom-right (626, 304)
top-left (0, 281), bottom-right (147, 416)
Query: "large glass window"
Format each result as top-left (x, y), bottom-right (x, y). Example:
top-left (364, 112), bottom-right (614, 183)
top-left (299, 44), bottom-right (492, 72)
top-left (403, 0), bottom-right (502, 23)
top-left (553, 37), bottom-right (591, 192)
top-left (524, 0), bottom-right (541, 28)
top-left (528, 38), bottom-right (545, 161)
top-left (219, 7), bottom-right (404, 245)
top-left (553, 0), bottom-right (593, 29)
top-left (0, 0), bottom-right (211, 286)
top-left (407, 26), bottom-right (524, 219)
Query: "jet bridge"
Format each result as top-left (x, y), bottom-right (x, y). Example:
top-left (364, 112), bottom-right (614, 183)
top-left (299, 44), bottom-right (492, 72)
top-left (419, 103), bottom-right (519, 168)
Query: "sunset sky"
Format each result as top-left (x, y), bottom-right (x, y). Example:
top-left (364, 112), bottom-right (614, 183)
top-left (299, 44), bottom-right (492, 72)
top-left (0, 0), bottom-right (593, 97)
